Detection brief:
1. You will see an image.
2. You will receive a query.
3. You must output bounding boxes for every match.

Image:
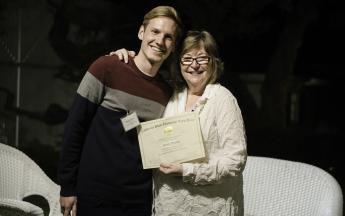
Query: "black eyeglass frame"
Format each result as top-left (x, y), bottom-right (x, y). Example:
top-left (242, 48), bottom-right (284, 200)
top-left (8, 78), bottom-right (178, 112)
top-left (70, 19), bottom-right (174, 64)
top-left (180, 56), bottom-right (211, 66)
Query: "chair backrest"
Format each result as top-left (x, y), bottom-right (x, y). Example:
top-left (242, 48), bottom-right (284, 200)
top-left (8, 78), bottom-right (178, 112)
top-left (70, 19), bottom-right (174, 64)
top-left (0, 143), bottom-right (62, 216)
top-left (243, 156), bottom-right (343, 216)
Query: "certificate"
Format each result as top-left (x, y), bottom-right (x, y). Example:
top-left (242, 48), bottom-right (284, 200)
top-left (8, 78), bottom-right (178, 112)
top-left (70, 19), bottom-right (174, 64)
top-left (137, 112), bottom-right (205, 169)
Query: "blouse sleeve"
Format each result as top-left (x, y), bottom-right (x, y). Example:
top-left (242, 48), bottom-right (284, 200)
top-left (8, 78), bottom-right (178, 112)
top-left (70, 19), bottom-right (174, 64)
top-left (182, 89), bottom-right (247, 185)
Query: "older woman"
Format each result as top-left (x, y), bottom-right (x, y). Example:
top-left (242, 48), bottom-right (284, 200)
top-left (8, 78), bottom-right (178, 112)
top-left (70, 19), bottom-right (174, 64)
top-left (113, 30), bottom-right (247, 216)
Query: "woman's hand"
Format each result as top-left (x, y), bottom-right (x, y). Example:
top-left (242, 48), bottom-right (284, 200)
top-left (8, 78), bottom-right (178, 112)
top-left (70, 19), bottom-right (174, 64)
top-left (108, 48), bottom-right (136, 63)
top-left (159, 163), bottom-right (183, 175)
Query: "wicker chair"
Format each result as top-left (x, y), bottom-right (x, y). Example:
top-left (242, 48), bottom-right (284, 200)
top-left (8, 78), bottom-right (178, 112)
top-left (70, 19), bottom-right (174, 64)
top-left (243, 156), bottom-right (343, 216)
top-left (0, 143), bottom-right (62, 216)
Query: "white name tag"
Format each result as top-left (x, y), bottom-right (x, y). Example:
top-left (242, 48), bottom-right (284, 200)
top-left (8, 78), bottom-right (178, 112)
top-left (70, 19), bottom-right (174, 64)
top-left (121, 112), bottom-right (140, 132)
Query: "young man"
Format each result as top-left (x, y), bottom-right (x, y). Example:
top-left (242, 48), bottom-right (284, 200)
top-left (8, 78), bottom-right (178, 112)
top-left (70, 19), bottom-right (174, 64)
top-left (58, 6), bottom-right (182, 216)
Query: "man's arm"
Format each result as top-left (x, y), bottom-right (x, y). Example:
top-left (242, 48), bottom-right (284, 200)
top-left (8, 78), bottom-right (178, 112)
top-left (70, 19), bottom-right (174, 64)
top-left (60, 196), bottom-right (77, 216)
top-left (58, 57), bottom-right (108, 212)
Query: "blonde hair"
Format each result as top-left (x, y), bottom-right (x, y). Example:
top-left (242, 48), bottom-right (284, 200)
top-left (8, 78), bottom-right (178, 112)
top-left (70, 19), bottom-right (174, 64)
top-left (142, 6), bottom-right (183, 43)
top-left (172, 30), bottom-right (224, 89)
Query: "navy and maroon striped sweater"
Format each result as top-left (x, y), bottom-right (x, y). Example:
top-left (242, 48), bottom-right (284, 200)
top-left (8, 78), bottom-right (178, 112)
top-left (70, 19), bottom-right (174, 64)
top-left (58, 55), bottom-right (172, 204)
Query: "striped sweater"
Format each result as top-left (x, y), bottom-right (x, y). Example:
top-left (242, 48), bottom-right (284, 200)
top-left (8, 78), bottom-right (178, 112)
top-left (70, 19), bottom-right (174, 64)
top-left (58, 55), bottom-right (172, 204)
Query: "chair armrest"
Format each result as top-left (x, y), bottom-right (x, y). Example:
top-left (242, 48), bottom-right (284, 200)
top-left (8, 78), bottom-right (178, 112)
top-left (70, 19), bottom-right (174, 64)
top-left (0, 198), bottom-right (44, 216)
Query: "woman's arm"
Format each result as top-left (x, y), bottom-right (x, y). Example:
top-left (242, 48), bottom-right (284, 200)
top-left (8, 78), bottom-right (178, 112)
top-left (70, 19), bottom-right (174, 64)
top-left (108, 48), bottom-right (136, 63)
top-left (182, 89), bottom-right (247, 185)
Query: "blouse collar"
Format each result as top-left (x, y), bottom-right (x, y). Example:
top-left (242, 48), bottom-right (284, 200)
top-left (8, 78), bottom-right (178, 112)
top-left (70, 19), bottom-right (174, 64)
top-left (177, 83), bottom-right (221, 113)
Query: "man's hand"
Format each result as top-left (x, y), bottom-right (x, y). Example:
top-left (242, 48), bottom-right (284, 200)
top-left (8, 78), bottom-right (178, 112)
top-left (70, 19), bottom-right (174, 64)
top-left (60, 196), bottom-right (77, 216)
top-left (108, 48), bottom-right (136, 63)
top-left (159, 163), bottom-right (183, 175)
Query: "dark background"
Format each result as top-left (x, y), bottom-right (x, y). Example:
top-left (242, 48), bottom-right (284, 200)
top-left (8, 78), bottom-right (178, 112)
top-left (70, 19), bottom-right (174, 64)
top-left (1, 0), bottom-right (344, 196)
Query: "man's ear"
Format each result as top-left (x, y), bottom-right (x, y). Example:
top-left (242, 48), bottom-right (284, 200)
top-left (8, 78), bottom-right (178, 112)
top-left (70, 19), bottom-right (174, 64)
top-left (138, 25), bottom-right (145, 40)
top-left (171, 42), bottom-right (176, 53)
top-left (171, 35), bottom-right (178, 52)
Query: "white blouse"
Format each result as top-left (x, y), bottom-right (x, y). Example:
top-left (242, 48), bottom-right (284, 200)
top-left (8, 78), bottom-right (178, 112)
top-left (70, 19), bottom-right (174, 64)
top-left (153, 83), bottom-right (247, 216)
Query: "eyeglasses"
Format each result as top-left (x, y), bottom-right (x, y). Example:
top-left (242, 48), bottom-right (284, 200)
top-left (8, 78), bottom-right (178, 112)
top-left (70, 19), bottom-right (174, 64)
top-left (180, 56), bottom-right (210, 66)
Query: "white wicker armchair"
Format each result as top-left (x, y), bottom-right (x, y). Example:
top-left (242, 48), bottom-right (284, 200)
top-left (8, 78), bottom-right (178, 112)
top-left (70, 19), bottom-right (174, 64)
top-left (0, 143), bottom-right (62, 216)
top-left (243, 156), bottom-right (343, 216)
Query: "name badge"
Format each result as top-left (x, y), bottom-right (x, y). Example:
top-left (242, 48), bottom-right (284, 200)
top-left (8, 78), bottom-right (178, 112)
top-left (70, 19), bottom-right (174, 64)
top-left (121, 112), bottom-right (140, 132)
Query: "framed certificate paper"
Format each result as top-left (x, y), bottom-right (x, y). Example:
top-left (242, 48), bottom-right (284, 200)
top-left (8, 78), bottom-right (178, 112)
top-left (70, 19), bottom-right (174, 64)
top-left (137, 112), bottom-right (205, 169)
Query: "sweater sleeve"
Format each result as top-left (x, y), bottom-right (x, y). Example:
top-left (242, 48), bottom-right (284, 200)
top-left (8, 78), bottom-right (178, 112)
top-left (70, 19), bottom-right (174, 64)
top-left (182, 89), bottom-right (247, 185)
top-left (57, 58), bottom-right (106, 196)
